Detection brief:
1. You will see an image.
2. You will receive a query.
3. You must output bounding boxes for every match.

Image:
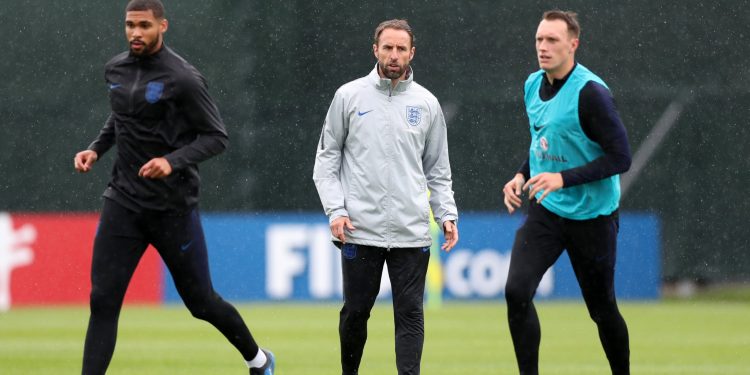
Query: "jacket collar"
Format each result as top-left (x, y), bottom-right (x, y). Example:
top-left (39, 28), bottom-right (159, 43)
top-left (127, 44), bottom-right (169, 62)
top-left (368, 63), bottom-right (414, 94)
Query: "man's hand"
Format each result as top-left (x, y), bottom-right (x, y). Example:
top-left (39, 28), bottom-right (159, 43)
top-left (524, 172), bottom-right (563, 203)
top-left (330, 216), bottom-right (356, 243)
top-left (138, 157), bottom-right (173, 178)
top-left (74, 150), bottom-right (98, 173)
top-left (502, 173), bottom-right (526, 214)
top-left (441, 220), bottom-right (458, 252)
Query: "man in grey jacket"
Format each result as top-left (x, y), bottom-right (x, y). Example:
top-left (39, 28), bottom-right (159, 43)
top-left (313, 19), bottom-right (458, 375)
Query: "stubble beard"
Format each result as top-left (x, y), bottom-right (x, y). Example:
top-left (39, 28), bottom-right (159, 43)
top-left (130, 35), bottom-right (161, 56)
top-left (379, 61), bottom-right (406, 80)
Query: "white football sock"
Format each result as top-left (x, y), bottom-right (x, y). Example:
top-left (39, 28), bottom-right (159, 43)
top-left (246, 348), bottom-right (267, 368)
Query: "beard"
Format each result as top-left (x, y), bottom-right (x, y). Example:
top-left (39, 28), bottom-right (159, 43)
top-left (130, 35), bottom-right (161, 56)
top-left (378, 61), bottom-right (407, 80)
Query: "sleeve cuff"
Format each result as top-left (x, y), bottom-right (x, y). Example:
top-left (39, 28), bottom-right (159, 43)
top-left (328, 209), bottom-right (349, 223)
top-left (439, 215), bottom-right (458, 228)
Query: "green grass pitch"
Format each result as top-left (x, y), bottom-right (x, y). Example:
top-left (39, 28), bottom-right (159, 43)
top-left (1, 301), bottom-right (748, 374)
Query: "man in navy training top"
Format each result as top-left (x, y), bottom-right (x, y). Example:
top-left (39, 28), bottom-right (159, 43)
top-left (73, 1), bottom-right (274, 374)
top-left (501, 10), bottom-right (632, 375)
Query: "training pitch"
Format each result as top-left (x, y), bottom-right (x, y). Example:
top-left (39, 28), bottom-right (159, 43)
top-left (1, 301), bottom-right (748, 374)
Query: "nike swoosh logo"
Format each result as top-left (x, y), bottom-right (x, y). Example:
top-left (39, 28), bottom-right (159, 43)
top-left (180, 240), bottom-right (193, 251)
top-left (357, 110), bottom-right (374, 116)
top-left (533, 124), bottom-right (544, 131)
top-left (109, 83), bottom-right (121, 89)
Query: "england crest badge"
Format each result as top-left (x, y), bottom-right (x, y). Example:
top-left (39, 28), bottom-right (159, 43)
top-left (145, 81), bottom-right (164, 104)
top-left (406, 106), bottom-right (422, 127)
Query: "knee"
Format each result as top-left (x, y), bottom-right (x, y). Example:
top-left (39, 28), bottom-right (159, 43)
top-left (393, 292), bottom-right (424, 314)
top-left (185, 291), bottom-right (224, 321)
top-left (394, 296), bottom-right (424, 320)
top-left (187, 305), bottom-right (210, 321)
top-left (89, 288), bottom-right (121, 317)
top-left (504, 279), bottom-right (533, 308)
top-left (340, 301), bottom-right (373, 323)
top-left (587, 300), bottom-right (621, 324)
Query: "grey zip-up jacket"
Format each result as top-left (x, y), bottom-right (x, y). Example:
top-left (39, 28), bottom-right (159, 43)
top-left (313, 65), bottom-right (458, 248)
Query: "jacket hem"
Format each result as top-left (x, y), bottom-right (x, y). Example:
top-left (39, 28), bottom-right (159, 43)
top-left (339, 237), bottom-right (432, 248)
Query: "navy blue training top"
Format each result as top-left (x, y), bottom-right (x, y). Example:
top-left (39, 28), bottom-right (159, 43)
top-left (88, 45), bottom-right (228, 213)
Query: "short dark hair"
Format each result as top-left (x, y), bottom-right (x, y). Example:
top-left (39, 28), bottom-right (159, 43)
top-left (126, 0), bottom-right (165, 19)
top-left (373, 19), bottom-right (415, 47)
top-left (542, 10), bottom-right (580, 38)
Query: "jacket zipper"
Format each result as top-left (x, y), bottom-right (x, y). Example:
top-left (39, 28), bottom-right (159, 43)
top-left (386, 82), bottom-right (394, 249)
top-left (129, 63), bottom-right (142, 113)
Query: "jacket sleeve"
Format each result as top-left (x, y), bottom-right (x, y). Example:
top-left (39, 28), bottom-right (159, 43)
top-left (423, 102), bottom-right (458, 227)
top-left (87, 113), bottom-right (116, 157)
top-left (163, 68), bottom-right (229, 170)
top-left (313, 90), bottom-right (349, 223)
top-left (560, 81), bottom-right (631, 187)
top-left (516, 158), bottom-right (530, 180)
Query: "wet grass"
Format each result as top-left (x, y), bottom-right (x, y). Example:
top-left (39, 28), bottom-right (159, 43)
top-left (1, 301), bottom-right (748, 374)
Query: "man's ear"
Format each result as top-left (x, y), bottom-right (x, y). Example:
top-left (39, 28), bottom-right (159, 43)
top-left (570, 38), bottom-right (579, 54)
